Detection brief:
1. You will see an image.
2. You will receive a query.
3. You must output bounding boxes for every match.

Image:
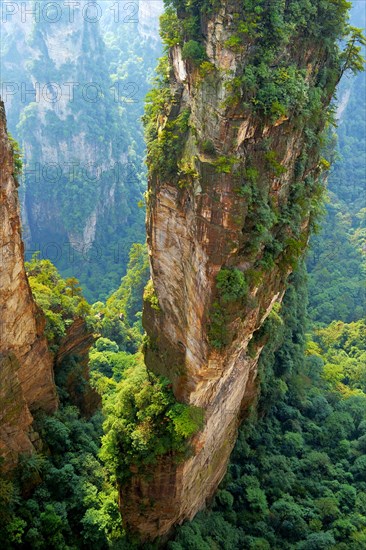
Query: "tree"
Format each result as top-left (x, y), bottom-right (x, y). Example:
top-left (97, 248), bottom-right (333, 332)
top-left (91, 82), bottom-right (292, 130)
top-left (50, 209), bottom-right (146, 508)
top-left (339, 27), bottom-right (366, 80)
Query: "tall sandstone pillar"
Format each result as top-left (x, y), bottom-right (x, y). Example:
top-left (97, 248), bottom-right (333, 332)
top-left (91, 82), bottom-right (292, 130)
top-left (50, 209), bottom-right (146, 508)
top-left (0, 101), bottom-right (57, 468)
top-left (119, 0), bottom-right (348, 539)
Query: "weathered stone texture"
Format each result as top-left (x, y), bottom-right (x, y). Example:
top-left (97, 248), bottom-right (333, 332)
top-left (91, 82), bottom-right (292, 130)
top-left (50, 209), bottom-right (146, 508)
top-left (119, 1), bottom-right (332, 538)
top-left (0, 101), bottom-right (58, 468)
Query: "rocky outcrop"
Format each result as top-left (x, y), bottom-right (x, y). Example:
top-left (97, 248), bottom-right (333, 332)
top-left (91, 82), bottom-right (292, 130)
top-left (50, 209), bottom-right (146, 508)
top-left (119, 0), bottom-right (344, 540)
top-left (0, 101), bottom-right (57, 469)
top-left (56, 318), bottom-right (100, 416)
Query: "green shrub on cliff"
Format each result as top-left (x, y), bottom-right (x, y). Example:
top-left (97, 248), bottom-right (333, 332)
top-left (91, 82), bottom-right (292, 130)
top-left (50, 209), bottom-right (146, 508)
top-left (216, 268), bottom-right (248, 303)
top-left (160, 7), bottom-right (181, 46)
top-left (143, 279), bottom-right (160, 311)
top-left (8, 133), bottom-right (22, 181)
top-left (100, 359), bottom-right (204, 483)
top-left (182, 40), bottom-right (206, 65)
top-left (208, 268), bottom-right (249, 349)
top-left (26, 254), bottom-right (93, 351)
top-left (145, 65), bottom-right (192, 178)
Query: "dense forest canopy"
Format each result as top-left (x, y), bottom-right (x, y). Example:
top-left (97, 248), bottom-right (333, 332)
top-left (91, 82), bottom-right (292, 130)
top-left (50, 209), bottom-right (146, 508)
top-left (0, 0), bottom-right (365, 548)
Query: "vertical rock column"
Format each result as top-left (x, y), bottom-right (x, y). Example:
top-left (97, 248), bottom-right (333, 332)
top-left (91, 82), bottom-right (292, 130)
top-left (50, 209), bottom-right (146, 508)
top-left (0, 101), bottom-right (57, 468)
top-left (119, 0), bottom-right (347, 539)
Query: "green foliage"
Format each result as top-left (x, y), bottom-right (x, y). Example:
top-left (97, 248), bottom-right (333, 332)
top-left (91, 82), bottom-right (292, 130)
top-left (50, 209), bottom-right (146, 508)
top-left (89, 243), bottom-right (150, 355)
top-left (208, 301), bottom-right (228, 350)
top-left (167, 403), bottom-right (205, 439)
top-left (218, 0), bottom-right (362, 128)
top-left (106, 243), bottom-right (150, 327)
top-left (216, 268), bottom-right (248, 303)
top-left (7, 133), bottom-right (22, 181)
top-left (181, 40), bottom-right (206, 65)
top-left (144, 279), bottom-right (160, 311)
top-left (340, 26), bottom-right (366, 77)
top-left (100, 359), bottom-right (204, 483)
top-left (213, 156), bottom-right (237, 174)
top-left (241, 64), bottom-right (310, 122)
top-left (0, 406), bottom-right (123, 549)
top-left (160, 7), bottom-right (181, 47)
top-left (25, 254), bottom-right (93, 351)
top-left (208, 268), bottom-right (248, 349)
top-left (312, 319), bottom-right (366, 395)
top-left (244, 167), bottom-right (259, 184)
top-left (264, 150), bottom-right (287, 176)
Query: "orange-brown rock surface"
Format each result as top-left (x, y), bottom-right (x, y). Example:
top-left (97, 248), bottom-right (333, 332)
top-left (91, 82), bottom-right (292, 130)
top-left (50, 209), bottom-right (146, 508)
top-left (56, 317), bottom-right (100, 416)
top-left (118, 0), bottom-right (344, 540)
top-left (0, 100), bottom-right (58, 468)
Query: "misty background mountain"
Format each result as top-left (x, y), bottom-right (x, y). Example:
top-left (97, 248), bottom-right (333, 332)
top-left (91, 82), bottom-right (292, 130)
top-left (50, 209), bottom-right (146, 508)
top-left (1, 0), bottom-right (163, 301)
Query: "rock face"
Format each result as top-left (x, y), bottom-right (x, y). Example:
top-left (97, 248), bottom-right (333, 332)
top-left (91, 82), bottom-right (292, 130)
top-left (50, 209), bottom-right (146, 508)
top-left (119, 0), bottom-right (343, 540)
top-left (56, 317), bottom-right (100, 416)
top-left (0, 101), bottom-right (58, 468)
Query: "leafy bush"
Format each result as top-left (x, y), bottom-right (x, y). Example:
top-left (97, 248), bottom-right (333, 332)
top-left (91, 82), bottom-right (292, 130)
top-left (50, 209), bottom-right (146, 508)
top-left (208, 269), bottom-right (248, 349)
top-left (182, 40), bottom-right (206, 65)
top-left (213, 156), bottom-right (236, 174)
top-left (208, 301), bottom-right (228, 350)
top-left (216, 268), bottom-right (248, 303)
top-left (8, 133), bottom-right (23, 181)
top-left (26, 254), bottom-right (93, 351)
top-left (160, 7), bottom-right (181, 46)
top-left (101, 360), bottom-right (204, 482)
top-left (144, 279), bottom-right (160, 311)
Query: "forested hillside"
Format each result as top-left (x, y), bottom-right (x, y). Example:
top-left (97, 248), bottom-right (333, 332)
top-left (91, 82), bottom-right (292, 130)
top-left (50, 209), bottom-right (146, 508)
top-left (1, 0), bottom-right (162, 301)
top-left (306, 1), bottom-right (365, 325)
top-left (0, 0), bottom-right (365, 548)
top-left (307, 68), bottom-right (366, 324)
